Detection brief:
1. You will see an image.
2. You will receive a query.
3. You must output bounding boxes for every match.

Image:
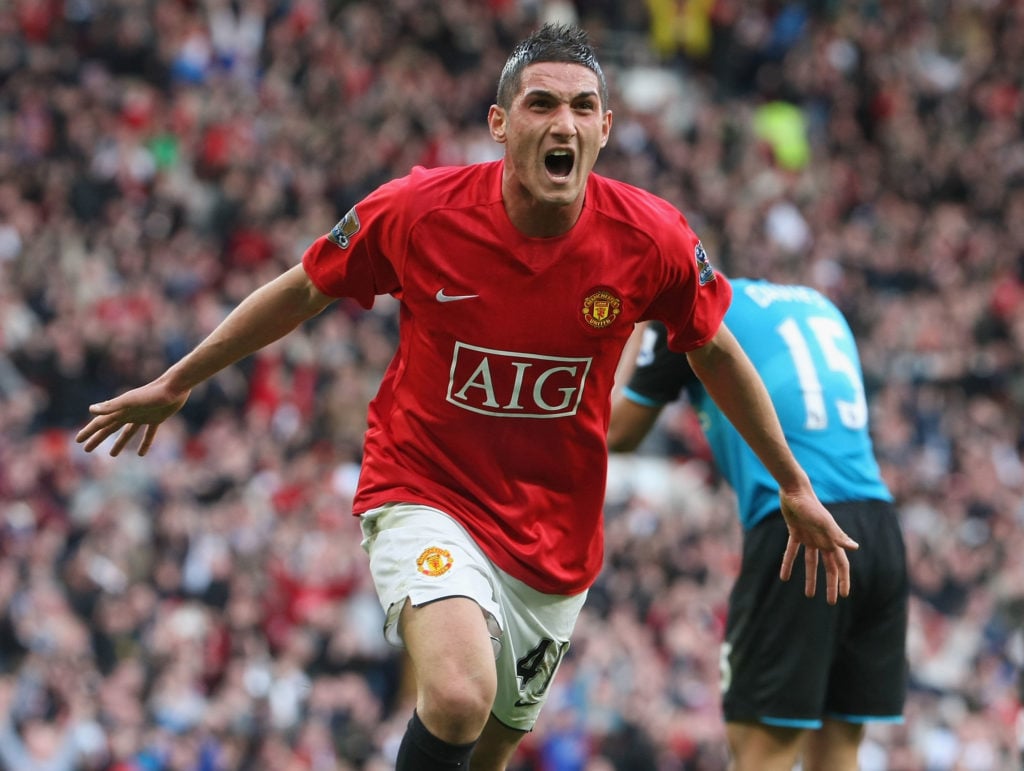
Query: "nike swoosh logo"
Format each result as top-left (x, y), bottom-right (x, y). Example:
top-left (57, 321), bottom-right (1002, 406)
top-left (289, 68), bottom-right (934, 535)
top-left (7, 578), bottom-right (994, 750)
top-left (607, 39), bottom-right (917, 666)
top-left (435, 288), bottom-right (480, 303)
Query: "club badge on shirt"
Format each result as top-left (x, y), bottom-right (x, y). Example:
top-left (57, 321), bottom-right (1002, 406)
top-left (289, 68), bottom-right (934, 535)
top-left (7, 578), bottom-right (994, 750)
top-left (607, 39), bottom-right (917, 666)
top-left (416, 546), bottom-right (454, 577)
top-left (581, 288), bottom-right (622, 329)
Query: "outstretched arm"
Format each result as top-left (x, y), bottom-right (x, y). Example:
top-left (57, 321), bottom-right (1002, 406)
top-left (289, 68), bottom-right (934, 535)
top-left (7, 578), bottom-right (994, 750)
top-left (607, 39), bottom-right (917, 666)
top-left (686, 323), bottom-right (860, 604)
top-left (76, 264), bottom-right (334, 456)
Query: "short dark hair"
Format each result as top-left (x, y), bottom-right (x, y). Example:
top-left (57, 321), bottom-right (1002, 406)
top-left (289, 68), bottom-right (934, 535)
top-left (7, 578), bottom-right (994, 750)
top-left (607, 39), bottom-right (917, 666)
top-left (496, 23), bottom-right (608, 111)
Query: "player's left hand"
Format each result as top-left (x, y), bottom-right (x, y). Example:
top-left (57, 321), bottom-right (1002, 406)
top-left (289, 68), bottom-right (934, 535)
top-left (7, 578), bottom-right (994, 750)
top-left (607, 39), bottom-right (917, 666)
top-left (778, 489), bottom-right (859, 604)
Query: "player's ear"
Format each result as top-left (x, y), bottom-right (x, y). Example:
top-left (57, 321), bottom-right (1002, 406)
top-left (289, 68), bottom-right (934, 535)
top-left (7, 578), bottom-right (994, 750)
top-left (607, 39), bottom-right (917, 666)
top-left (488, 105), bottom-right (508, 143)
top-left (599, 110), bottom-right (612, 148)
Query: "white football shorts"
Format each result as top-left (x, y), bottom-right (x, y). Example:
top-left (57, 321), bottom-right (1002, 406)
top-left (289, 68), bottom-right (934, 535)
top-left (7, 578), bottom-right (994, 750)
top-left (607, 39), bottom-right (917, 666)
top-left (359, 502), bottom-right (587, 730)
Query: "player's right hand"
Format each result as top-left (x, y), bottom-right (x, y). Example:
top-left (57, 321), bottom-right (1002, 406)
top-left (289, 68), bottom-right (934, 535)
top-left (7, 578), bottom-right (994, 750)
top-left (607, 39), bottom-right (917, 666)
top-left (75, 381), bottom-right (191, 457)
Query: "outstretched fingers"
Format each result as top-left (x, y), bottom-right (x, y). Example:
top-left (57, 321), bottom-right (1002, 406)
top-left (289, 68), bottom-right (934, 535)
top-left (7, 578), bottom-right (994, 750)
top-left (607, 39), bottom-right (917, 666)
top-left (779, 529), bottom-right (856, 605)
top-left (76, 413), bottom-right (126, 453)
top-left (77, 419), bottom-right (160, 457)
top-left (76, 386), bottom-right (186, 456)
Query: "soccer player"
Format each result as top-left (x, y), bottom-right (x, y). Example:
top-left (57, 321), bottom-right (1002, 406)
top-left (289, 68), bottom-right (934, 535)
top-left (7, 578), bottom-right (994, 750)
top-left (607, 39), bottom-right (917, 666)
top-left (77, 25), bottom-right (858, 771)
top-left (609, 278), bottom-right (908, 771)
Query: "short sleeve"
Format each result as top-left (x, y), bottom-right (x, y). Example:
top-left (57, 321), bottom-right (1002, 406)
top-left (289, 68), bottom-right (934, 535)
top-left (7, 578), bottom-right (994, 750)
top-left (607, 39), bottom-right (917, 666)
top-left (646, 226), bottom-right (733, 353)
top-left (301, 177), bottom-right (406, 307)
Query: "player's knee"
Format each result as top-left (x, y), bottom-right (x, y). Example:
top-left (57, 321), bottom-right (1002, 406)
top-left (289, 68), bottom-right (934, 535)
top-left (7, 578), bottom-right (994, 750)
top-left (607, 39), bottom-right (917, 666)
top-left (420, 674), bottom-right (496, 741)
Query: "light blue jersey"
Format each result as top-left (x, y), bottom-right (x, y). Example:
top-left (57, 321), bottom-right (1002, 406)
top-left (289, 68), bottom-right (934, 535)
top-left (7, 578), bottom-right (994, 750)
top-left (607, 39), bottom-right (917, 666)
top-left (624, 278), bottom-right (892, 530)
top-left (695, 279), bottom-right (892, 528)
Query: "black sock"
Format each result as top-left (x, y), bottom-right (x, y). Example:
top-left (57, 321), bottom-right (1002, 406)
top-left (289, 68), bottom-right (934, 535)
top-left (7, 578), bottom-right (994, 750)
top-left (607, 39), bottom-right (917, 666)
top-left (395, 710), bottom-right (477, 770)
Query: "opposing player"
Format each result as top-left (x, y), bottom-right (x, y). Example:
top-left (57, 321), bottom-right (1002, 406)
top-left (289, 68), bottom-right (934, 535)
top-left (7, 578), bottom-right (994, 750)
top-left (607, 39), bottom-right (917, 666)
top-left (609, 278), bottom-right (907, 771)
top-left (77, 26), bottom-right (858, 771)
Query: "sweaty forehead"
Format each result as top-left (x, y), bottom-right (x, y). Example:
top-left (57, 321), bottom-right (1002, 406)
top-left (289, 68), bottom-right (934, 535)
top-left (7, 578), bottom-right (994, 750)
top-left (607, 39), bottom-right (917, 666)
top-left (517, 62), bottom-right (601, 99)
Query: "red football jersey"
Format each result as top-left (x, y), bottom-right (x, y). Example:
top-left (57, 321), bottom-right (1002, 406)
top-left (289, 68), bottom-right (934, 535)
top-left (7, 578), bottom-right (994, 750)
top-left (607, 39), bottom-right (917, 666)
top-left (302, 160), bottom-right (732, 594)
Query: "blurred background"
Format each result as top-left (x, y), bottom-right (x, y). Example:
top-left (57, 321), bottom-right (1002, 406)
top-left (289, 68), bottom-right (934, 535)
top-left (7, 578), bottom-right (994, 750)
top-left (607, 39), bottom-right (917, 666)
top-left (0, 0), bottom-right (1022, 768)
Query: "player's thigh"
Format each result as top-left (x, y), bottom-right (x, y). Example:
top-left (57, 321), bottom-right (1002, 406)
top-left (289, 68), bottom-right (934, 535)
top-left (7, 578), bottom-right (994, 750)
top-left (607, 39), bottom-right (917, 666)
top-left (399, 596), bottom-right (498, 707)
top-left (361, 503), bottom-right (504, 712)
top-left (725, 721), bottom-right (805, 771)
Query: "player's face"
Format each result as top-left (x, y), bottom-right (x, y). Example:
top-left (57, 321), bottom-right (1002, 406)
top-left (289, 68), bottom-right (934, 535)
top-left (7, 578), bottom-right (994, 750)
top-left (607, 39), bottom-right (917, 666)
top-left (489, 62), bottom-right (611, 224)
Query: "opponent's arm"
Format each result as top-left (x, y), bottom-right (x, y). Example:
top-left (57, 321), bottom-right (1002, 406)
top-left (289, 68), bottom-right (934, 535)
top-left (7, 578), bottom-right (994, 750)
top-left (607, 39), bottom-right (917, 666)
top-left (609, 322), bottom-right (687, 452)
top-left (77, 264), bottom-right (334, 456)
top-left (686, 323), bottom-right (860, 604)
top-left (607, 397), bottom-right (664, 452)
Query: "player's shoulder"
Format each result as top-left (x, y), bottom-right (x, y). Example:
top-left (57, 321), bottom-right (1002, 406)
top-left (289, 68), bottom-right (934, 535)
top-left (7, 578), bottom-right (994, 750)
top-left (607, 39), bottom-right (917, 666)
top-left (586, 173), bottom-right (695, 239)
top-left (401, 161), bottom-right (502, 207)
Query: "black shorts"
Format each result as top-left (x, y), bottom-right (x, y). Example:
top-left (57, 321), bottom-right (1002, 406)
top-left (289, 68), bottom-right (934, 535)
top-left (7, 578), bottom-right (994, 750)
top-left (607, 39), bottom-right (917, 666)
top-left (721, 500), bottom-right (908, 728)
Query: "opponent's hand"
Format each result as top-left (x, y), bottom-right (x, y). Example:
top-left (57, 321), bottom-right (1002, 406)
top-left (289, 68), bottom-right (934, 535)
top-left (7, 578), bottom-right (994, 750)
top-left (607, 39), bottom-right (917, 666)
top-left (778, 489), bottom-right (859, 605)
top-left (75, 381), bottom-right (191, 457)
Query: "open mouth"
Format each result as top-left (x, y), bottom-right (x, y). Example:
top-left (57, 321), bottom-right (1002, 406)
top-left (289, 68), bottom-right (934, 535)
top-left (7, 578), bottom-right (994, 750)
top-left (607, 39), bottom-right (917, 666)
top-left (545, 149), bottom-right (575, 178)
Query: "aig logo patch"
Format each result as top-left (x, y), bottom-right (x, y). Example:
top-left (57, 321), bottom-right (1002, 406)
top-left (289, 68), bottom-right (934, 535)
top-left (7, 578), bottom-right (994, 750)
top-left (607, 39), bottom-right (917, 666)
top-left (695, 241), bottom-right (715, 285)
top-left (327, 207), bottom-right (360, 249)
top-left (447, 342), bottom-right (592, 418)
top-left (581, 289), bottom-right (621, 329)
top-left (416, 547), bottom-right (453, 577)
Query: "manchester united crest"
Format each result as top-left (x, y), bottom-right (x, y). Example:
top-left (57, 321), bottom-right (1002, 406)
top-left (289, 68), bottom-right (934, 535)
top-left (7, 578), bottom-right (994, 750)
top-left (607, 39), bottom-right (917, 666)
top-left (416, 546), bottom-right (454, 577)
top-left (582, 289), bottom-right (621, 329)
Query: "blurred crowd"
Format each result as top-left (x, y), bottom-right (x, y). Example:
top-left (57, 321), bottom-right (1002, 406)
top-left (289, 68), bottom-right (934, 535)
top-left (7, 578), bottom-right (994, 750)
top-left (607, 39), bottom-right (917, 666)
top-left (1, 0), bottom-right (1022, 768)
